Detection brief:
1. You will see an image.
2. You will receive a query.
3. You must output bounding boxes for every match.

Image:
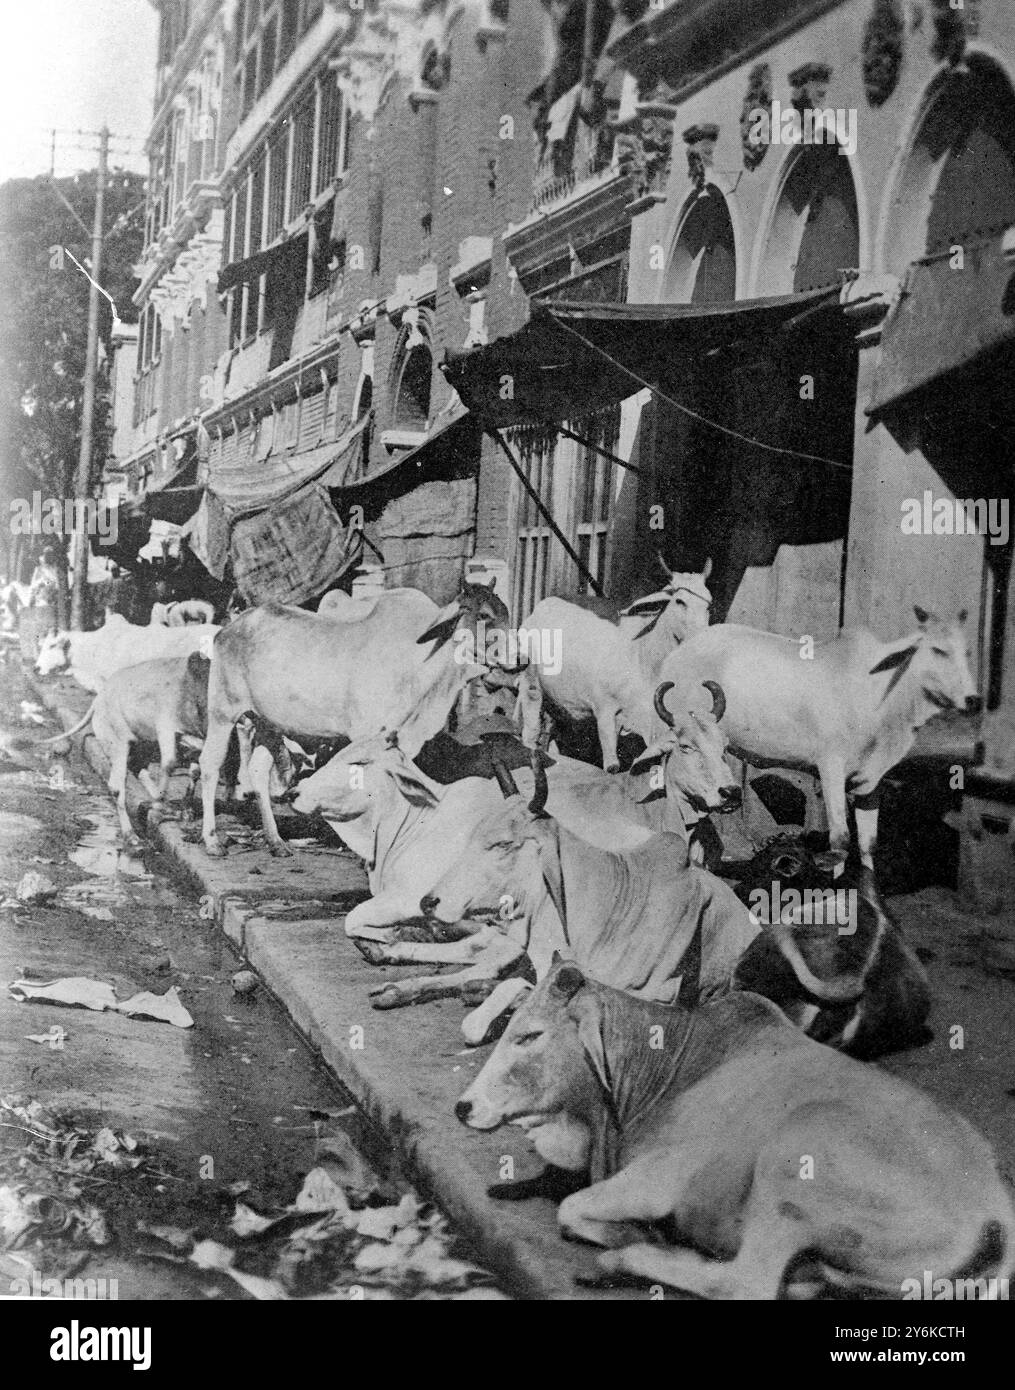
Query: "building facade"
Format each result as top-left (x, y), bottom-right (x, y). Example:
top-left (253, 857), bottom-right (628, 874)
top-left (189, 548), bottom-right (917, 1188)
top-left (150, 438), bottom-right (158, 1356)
top-left (113, 0), bottom-right (1015, 898)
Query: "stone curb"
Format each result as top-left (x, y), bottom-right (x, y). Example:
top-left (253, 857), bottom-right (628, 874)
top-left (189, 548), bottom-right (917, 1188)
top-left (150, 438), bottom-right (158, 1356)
top-left (28, 674), bottom-right (621, 1301)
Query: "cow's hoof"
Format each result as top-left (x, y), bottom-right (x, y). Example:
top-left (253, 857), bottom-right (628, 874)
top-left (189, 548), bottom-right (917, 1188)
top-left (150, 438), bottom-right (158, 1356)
top-left (345, 925), bottom-right (398, 945)
top-left (459, 978), bottom-right (498, 1008)
top-left (605, 763), bottom-right (621, 775)
top-left (204, 838), bottom-right (227, 859)
top-left (354, 940), bottom-right (387, 965)
top-left (267, 840), bottom-right (293, 859)
top-left (368, 987), bottom-right (404, 1010)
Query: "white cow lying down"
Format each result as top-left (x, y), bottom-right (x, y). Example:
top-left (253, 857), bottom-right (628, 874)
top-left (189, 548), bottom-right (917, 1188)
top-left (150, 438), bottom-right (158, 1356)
top-left (457, 961), bottom-right (1015, 1300)
top-left (36, 613), bottom-right (219, 693)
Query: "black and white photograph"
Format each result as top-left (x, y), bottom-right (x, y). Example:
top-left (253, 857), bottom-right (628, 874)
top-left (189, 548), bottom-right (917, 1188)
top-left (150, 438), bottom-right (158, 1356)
top-left (0, 0), bottom-right (1012, 1346)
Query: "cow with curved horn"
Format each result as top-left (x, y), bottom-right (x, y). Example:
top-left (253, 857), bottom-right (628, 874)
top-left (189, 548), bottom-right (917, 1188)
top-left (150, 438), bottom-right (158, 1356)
top-left (523, 560), bottom-right (713, 772)
top-left (350, 720), bottom-right (926, 1048)
top-left (660, 607), bottom-right (980, 876)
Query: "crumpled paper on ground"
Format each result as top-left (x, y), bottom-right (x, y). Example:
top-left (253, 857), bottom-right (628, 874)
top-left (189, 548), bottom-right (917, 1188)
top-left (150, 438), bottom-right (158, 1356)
top-left (15, 872), bottom-right (58, 904)
top-left (8, 977), bottom-right (194, 1028)
top-left (25, 1025), bottom-right (68, 1049)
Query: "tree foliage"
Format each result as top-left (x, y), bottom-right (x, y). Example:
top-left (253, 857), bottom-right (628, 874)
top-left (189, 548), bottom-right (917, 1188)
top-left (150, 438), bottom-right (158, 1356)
top-left (0, 168), bottom-right (146, 571)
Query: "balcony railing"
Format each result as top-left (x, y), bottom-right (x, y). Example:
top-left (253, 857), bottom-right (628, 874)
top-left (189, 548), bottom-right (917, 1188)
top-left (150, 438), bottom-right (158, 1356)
top-left (532, 122), bottom-right (617, 212)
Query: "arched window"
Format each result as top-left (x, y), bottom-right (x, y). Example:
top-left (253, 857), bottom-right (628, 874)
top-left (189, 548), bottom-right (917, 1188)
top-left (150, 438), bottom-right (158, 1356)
top-left (393, 345), bottom-right (432, 431)
top-left (757, 143), bottom-right (859, 295)
top-left (664, 186), bottom-right (736, 304)
top-left (885, 58), bottom-right (1015, 275)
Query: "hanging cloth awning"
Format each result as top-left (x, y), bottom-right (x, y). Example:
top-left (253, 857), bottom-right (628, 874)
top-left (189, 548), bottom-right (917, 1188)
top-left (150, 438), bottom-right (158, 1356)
top-left (143, 485), bottom-right (204, 525)
top-left (229, 481), bottom-right (362, 607)
top-left (867, 235), bottom-right (1015, 421)
top-left (216, 230), bottom-right (309, 296)
top-left (209, 412), bottom-right (371, 514)
top-left (545, 83), bottom-right (581, 144)
top-left (327, 406), bottom-right (479, 494)
top-left (442, 287), bottom-right (846, 431)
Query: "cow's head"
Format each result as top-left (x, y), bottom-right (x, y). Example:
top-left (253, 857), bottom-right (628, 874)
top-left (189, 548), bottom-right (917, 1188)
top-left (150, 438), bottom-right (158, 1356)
top-left (292, 732), bottom-right (425, 821)
top-left (621, 557), bottom-right (713, 645)
top-left (416, 581), bottom-right (523, 671)
top-left (455, 960), bottom-right (602, 1168)
top-left (630, 680), bottom-right (740, 813)
top-left (420, 792), bottom-right (548, 927)
top-left (870, 607), bottom-right (981, 716)
top-left (35, 629), bottom-right (70, 676)
top-left (418, 751), bottom-right (556, 928)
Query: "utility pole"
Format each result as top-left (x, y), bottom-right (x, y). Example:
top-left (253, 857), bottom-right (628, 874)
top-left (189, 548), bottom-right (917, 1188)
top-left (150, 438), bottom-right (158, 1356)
top-left (69, 127), bottom-right (109, 630)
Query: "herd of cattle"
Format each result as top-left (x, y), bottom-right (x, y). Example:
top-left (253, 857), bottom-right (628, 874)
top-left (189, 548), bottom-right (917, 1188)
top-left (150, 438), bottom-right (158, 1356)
top-left (27, 567), bottom-right (1013, 1299)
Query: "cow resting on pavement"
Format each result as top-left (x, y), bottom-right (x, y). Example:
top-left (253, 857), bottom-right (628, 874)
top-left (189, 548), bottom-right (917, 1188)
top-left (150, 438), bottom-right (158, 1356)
top-left (291, 678), bottom-right (739, 942)
top-left (197, 582), bottom-right (516, 857)
top-left (660, 606), bottom-right (980, 875)
top-left (377, 747), bottom-right (929, 1053)
top-left (456, 960), bottom-right (1013, 1300)
top-left (524, 561), bottom-right (712, 771)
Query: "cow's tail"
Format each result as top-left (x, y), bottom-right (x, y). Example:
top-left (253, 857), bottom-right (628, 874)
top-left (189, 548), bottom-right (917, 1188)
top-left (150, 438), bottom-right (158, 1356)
top-left (36, 699), bottom-right (96, 744)
top-left (766, 918), bottom-right (867, 1003)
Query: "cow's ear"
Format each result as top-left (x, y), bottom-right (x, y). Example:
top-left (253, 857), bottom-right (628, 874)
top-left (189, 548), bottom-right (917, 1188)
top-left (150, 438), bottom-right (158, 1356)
top-left (869, 644), bottom-right (916, 675)
top-left (623, 595), bottom-right (667, 618)
top-left (914, 604), bottom-right (931, 626)
top-left (701, 556), bottom-right (713, 581)
top-left (417, 612), bottom-right (459, 651)
top-left (388, 766), bottom-right (441, 809)
top-left (552, 962), bottom-right (585, 999)
top-left (630, 733), bottom-right (673, 773)
top-left (571, 992), bottom-right (610, 1096)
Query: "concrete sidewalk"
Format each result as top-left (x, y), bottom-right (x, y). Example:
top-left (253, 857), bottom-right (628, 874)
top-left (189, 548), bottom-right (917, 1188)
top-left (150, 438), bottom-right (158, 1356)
top-left (28, 673), bottom-right (628, 1301)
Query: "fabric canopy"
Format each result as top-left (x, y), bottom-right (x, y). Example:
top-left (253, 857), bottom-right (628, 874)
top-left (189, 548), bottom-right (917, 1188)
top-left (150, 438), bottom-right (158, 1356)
top-left (867, 236), bottom-right (1015, 419)
top-left (217, 230), bottom-right (309, 296)
top-left (442, 287), bottom-right (845, 430)
top-left (230, 482), bottom-right (361, 606)
top-left (328, 407), bottom-right (479, 494)
top-left (143, 485), bottom-right (204, 525)
top-left (209, 413), bottom-right (370, 514)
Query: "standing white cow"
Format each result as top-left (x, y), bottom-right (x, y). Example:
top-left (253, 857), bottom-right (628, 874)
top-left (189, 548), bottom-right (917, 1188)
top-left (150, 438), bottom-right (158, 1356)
top-left (524, 562), bottom-right (712, 771)
top-left (660, 606), bottom-right (980, 873)
top-left (35, 613), bottom-right (219, 693)
top-left (197, 583), bottom-right (516, 857)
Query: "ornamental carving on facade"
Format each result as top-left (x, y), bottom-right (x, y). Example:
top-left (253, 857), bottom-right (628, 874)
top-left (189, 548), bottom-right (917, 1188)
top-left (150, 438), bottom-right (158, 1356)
top-left (740, 63), bottom-right (772, 170)
top-left (930, 0), bottom-right (972, 65)
top-left (683, 123), bottom-right (719, 193)
top-left (329, 1), bottom-right (451, 124)
top-left (862, 0), bottom-right (904, 107)
top-left (614, 81), bottom-right (678, 200)
top-left (150, 209), bottom-right (226, 333)
top-left (788, 61), bottom-right (832, 111)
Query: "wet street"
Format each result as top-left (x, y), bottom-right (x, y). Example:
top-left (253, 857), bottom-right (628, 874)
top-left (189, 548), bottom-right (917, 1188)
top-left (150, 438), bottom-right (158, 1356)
top-left (0, 660), bottom-right (501, 1300)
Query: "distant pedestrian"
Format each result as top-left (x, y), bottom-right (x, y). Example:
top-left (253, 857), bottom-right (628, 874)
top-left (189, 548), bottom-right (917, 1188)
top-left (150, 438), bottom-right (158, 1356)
top-left (20, 546), bottom-right (60, 661)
